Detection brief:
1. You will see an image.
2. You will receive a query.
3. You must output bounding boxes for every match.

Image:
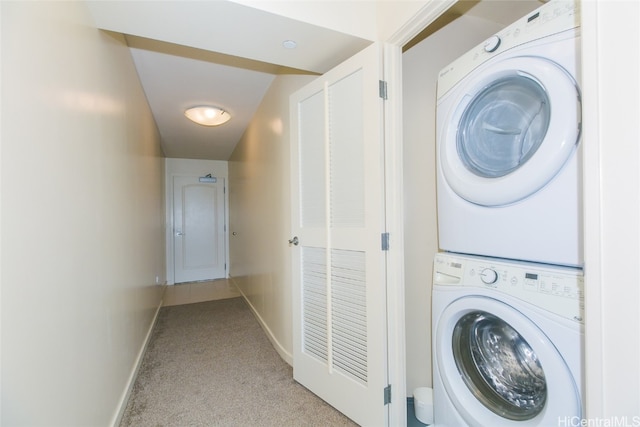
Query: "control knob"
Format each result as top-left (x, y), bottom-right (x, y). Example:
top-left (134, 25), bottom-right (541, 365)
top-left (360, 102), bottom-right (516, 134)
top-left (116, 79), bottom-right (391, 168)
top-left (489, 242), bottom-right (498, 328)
top-left (484, 35), bottom-right (501, 53)
top-left (480, 268), bottom-right (499, 285)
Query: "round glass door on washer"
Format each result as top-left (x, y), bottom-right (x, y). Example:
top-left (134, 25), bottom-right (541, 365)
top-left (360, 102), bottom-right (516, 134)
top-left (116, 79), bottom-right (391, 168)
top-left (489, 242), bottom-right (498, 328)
top-left (435, 297), bottom-right (581, 426)
top-left (435, 0), bottom-right (583, 267)
top-left (452, 311), bottom-right (547, 421)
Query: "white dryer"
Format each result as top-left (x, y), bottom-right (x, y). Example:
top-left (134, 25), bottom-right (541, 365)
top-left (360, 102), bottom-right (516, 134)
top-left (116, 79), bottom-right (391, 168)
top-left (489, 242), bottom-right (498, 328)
top-left (432, 253), bottom-right (584, 426)
top-left (436, 0), bottom-right (582, 267)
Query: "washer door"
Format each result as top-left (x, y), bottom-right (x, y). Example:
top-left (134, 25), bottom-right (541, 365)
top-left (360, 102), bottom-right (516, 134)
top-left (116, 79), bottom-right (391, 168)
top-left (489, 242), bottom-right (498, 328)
top-left (435, 296), bottom-right (581, 426)
top-left (439, 56), bottom-right (581, 206)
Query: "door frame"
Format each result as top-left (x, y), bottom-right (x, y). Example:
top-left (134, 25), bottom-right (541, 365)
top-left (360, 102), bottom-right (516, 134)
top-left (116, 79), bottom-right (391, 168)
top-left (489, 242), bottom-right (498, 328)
top-left (580, 0), bottom-right (640, 417)
top-left (171, 175), bottom-right (227, 283)
top-left (383, 2), bottom-right (456, 426)
top-left (164, 159), bottom-right (230, 285)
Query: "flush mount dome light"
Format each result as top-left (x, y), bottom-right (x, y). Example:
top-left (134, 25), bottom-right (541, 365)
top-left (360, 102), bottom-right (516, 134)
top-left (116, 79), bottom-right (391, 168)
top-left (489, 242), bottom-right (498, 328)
top-left (184, 106), bottom-right (230, 126)
top-left (282, 40), bottom-right (297, 49)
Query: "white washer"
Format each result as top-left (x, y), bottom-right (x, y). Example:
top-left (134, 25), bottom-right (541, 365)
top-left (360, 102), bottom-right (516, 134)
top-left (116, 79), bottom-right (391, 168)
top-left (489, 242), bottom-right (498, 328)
top-left (432, 253), bottom-right (584, 426)
top-left (436, 0), bottom-right (583, 267)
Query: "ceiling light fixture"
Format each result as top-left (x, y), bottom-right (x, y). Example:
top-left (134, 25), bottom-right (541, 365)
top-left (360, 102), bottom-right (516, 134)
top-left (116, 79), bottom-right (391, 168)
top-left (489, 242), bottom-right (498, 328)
top-left (282, 40), bottom-right (297, 49)
top-left (184, 106), bottom-right (230, 126)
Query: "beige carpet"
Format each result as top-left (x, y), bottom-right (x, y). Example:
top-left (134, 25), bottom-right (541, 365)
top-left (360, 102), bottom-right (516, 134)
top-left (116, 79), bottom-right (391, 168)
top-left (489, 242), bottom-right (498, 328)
top-left (120, 297), bottom-right (358, 427)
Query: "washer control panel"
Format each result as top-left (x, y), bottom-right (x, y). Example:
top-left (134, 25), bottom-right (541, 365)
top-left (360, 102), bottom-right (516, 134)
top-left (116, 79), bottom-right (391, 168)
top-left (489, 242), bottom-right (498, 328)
top-left (434, 253), bottom-right (584, 323)
top-left (480, 268), bottom-right (499, 284)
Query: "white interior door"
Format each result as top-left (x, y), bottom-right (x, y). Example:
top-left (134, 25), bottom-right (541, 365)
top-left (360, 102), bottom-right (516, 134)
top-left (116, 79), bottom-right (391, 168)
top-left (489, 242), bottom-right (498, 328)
top-left (290, 43), bottom-right (388, 426)
top-left (173, 175), bottom-right (226, 283)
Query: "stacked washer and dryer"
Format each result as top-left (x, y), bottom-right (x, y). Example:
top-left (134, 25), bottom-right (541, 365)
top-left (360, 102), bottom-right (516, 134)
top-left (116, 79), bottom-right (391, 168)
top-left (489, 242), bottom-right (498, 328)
top-left (431, 1), bottom-right (584, 426)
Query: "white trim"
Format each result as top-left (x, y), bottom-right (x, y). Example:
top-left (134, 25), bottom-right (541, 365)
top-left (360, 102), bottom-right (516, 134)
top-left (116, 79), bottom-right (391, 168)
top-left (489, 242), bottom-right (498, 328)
top-left (110, 291), bottom-right (166, 427)
top-left (382, 42), bottom-right (408, 427)
top-left (387, 0), bottom-right (457, 47)
top-left (382, 3), bottom-right (456, 426)
top-left (0, 3), bottom-right (3, 420)
top-left (230, 276), bottom-right (293, 365)
top-left (582, 0), bottom-right (640, 418)
top-left (580, 0), bottom-right (604, 416)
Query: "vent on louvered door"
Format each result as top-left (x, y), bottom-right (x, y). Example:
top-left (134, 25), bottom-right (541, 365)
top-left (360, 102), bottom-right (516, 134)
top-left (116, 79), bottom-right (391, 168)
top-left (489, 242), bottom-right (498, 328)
top-left (330, 249), bottom-right (367, 383)
top-left (302, 247), bottom-right (328, 362)
top-left (302, 247), bottom-right (368, 384)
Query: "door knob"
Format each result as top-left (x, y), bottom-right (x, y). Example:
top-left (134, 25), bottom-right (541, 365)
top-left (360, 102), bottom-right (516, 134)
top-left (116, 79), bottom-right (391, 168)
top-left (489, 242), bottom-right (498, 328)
top-left (288, 236), bottom-right (299, 246)
top-left (176, 231), bottom-right (184, 236)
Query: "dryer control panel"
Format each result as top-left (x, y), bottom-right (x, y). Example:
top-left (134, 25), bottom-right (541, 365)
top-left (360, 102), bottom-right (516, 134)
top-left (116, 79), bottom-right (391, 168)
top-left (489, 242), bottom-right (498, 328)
top-left (437, 0), bottom-right (580, 98)
top-left (434, 253), bottom-right (584, 323)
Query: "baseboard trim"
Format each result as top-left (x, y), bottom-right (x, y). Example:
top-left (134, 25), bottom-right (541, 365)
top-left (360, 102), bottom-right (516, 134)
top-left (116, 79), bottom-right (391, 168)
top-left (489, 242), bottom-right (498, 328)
top-left (110, 297), bottom-right (164, 427)
top-left (229, 277), bottom-right (293, 365)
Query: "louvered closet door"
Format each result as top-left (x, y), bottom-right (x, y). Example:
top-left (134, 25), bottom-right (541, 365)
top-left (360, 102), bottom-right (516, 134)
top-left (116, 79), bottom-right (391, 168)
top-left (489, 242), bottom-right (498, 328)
top-left (290, 43), bottom-right (388, 427)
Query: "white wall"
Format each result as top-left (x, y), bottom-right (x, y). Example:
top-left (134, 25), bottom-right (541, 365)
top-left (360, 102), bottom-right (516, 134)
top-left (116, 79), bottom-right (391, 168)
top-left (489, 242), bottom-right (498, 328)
top-left (401, 13), bottom-right (514, 394)
top-left (230, 0), bottom-right (430, 47)
top-left (228, 74), bottom-right (315, 363)
top-left (1, 2), bottom-right (166, 425)
top-left (581, 0), bottom-right (640, 418)
top-left (230, 0), bottom-right (377, 41)
top-left (165, 158), bottom-right (229, 284)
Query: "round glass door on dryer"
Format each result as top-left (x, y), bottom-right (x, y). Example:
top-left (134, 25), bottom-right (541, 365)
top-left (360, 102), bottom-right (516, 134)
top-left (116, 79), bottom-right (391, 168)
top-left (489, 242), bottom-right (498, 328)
top-left (435, 20), bottom-right (583, 267)
top-left (440, 57), bottom-right (580, 207)
top-left (434, 296), bottom-right (582, 426)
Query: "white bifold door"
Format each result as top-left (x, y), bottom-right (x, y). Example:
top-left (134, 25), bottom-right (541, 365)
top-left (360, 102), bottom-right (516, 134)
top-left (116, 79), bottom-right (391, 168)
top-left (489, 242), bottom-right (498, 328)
top-left (290, 43), bottom-right (389, 426)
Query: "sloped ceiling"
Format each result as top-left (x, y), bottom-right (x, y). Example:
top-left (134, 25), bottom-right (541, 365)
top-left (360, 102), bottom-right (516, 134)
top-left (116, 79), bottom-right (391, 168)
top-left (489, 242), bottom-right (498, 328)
top-left (86, 0), bottom-right (544, 160)
top-left (86, 0), bottom-right (372, 160)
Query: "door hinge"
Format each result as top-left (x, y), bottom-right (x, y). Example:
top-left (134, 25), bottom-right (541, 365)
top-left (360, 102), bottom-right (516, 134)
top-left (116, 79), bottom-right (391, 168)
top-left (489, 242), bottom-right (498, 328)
top-left (381, 232), bottom-right (390, 251)
top-left (384, 385), bottom-right (391, 405)
top-left (379, 80), bottom-right (388, 100)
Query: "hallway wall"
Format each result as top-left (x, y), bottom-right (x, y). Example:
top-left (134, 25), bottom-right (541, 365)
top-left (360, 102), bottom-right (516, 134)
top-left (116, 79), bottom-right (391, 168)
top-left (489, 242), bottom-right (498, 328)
top-left (228, 74), bottom-right (315, 363)
top-left (1, 2), bottom-right (166, 425)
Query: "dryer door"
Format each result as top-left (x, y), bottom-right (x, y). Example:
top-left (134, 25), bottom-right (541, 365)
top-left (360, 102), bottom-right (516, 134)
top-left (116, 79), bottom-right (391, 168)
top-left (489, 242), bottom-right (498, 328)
top-left (439, 56), bottom-right (581, 206)
top-left (435, 296), bottom-right (581, 426)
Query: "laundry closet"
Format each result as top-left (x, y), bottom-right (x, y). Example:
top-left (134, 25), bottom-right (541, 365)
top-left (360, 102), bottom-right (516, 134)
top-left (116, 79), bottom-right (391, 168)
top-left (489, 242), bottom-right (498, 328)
top-left (401, 0), bottom-right (548, 399)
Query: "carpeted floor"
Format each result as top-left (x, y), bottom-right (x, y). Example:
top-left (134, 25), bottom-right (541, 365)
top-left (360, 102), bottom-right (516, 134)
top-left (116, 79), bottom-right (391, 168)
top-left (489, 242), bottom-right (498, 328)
top-left (120, 297), bottom-right (358, 427)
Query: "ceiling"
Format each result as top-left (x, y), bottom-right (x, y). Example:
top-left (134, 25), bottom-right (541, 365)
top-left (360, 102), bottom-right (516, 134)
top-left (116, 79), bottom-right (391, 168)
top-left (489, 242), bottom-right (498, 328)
top-left (86, 0), bottom-right (543, 161)
top-left (86, 0), bottom-right (372, 160)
